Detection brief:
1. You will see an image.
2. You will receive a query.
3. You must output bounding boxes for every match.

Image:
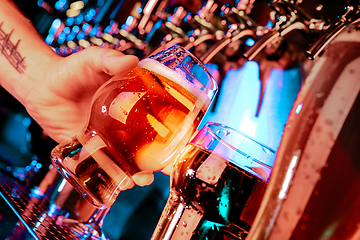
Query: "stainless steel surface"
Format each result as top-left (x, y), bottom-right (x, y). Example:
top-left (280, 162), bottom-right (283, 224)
top-left (0, 174), bottom-right (82, 240)
top-left (305, 2), bottom-right (360, 59)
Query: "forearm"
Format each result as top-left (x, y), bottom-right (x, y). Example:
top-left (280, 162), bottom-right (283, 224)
top-left (0, 0), bottom-right (60, 105)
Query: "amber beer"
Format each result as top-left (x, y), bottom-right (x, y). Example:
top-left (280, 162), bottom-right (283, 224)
top-left (152, 144), bottom-right (268, 240)
top-left (61, 59), bottom-right (211, 208)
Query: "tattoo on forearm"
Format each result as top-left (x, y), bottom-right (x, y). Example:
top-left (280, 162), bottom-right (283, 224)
top-left (0, 22), bottom-right (26, 73)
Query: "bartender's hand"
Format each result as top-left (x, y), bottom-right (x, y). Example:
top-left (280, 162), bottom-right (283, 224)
top-left (0, 1), bottom-right (165, 187)
top-left (24, 47), bottom-right (138, 143)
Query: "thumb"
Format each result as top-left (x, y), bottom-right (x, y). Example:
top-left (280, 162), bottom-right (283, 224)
top-left (85, 46), bottom-right (139, 76)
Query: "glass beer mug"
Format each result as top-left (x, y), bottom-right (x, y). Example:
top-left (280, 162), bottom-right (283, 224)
top-left (51, 45), bottom-right (217, 209)
top-left (151, 123), bottom-right (275, 240)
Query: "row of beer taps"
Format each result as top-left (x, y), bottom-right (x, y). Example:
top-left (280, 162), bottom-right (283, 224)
top-left (49, 0), bottom-right (360, 76)
top-left (36, 0), bottom-right (360, 144)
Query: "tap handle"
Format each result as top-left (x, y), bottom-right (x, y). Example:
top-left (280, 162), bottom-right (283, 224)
top-left (243, 29), bottom-right (280, 60)
top-left (269, 0), bottom-right (314, 25)
top-left (243, 0), bottom-right (320, 60)
top-left (305, 3), bottom-right (360, 60)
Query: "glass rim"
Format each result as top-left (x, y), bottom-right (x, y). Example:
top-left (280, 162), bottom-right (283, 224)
top-left (148, 44), bottom-right (218, 94)
top-left (202, 122), bottom-right (275, 170)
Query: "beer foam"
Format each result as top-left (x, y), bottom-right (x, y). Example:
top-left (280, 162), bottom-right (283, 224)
top-left (138, 58), bottom-right (209, 102)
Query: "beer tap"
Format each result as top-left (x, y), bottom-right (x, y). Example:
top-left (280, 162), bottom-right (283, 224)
top-left (200, 3), bottom-right (262, 65)
top-left (181, 0), bottom-right (226, 52)
top-left (305, 1), bottom-right (360, 60)
top-left (198, 2), bottom-right (262, 113)
top-left (147, 0), bottom-right (225, 57)
top-left (242, 0), bottom-right (330, 117)
top-left (145, 6), bottom-right (190, 56)
top-left (243, 0), bottom-right (327, 61)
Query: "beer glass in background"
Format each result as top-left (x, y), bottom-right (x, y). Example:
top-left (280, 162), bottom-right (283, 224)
top-left (151, 122), bottom-right (275, 240)
top-left (50, 45), bottom-right (217, 210)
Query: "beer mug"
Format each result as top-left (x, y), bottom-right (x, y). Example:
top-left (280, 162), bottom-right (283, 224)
top-left (151, 122), bottom-right (275, 240)
top-left (51, 45), bottom-right (218, 209)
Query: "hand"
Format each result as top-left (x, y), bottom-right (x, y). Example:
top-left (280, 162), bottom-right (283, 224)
top-left (23, 47), bottom-right (138, 144)
top-left (24, 47), bottom-right (160, 186)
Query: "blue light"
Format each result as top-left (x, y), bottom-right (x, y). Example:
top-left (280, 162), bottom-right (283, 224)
top-left (45, 34), bottom-right (54, 45)
top-left (85, 14), bottom-right (92, 22)
top-left (184, 13), bottom-right (191, 22)
top-left (57, 32), bottom-right (66, 44)
top-left (63, 26), bottom-right (71, 34)
top-left (65, 17), bottom-right (74, 26)
top-left (77, 31), bottom-right (86, 40)
top-left (66, 32), bottom-right (76, 41)
top-left (54, 0), bottom-right (67, 10)
top-left (218, 185), bottom-right (230, 221)
top-left (82, 23), bottom-right (90, 32)
top-left (145, 20), bottom-right (162, 42)
top-left (136, 7), bottom-right (142, 13)
top-left (295, 103), bottom-right (303, 114)
top-left (52, 19), bottom-right (61, 29)
top-left (245, 38), bottom-right (255, 47)
top-left (265, 20), bottom-right (273, 29)
top-left (15, 113), bottom-right (23, 122)
top-left (48, 204), bottom-right (60, 217)
top-left (88, 8), bottom-right (96, 17)
top-left (89, 27), bottom-right (97, 37)
top-left (72, 25), bottom-right (80, 33)
top-left (104, 25), bottom-right (111, 33)
top-left (75, 15), bottom-right (84, 25)
top-left (22, 117), bottom-right (31, 127)
top-left (125, 15), bottom-right (134, 26)
top-left (37, 0), bottom-right (44, 7)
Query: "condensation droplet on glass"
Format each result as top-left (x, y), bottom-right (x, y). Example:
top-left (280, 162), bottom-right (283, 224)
top-left (315, 126), bottom-right (322, 132)
top-left (316, 92), bottom-right (324, 98)
top-left (325, 119), bottom-right (333, 125)
top-left (183, 221), bottom-right (187, 227)
top-left (101, 106), bottom-right (106, 113)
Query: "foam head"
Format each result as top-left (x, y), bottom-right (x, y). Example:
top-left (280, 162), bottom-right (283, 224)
top-left (138, 58), bottom-right (208, 102)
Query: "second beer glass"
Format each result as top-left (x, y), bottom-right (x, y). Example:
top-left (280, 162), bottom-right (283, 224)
top-left (151, 123), bottom-right (275, 240)
top-left (50, 45), bottom-right (217, 209)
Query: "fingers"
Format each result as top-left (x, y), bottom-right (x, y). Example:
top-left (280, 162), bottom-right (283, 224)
top-left (83, 46), bottom-right (139, 76)
top-left (53, 47), bottom-right (139, 99)
top-left (101, 50), bottom-right (139, 76)
top-left (132, 171), bottom-right (155, 186)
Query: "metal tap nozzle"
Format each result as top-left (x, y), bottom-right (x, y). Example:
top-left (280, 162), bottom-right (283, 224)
top-left (305, 3), bottom-right (360, 60)
top-left (243, 0), bottom-right (326, 61)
